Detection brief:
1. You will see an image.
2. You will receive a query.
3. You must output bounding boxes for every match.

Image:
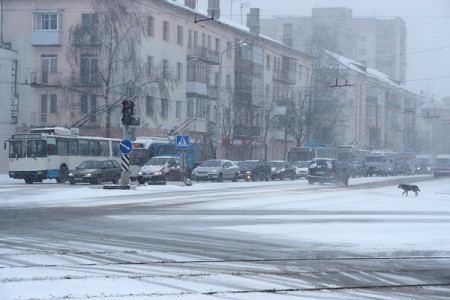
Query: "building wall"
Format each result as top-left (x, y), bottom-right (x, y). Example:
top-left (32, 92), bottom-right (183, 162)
top-left (0, 48), bottom-right (18, 173)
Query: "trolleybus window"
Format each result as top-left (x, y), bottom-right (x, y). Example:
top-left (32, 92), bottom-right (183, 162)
top-left (27, 140), bottom-right (46, 158)
top-left (79, 139), bottom-right (89, 156)
top-left (112, 141), bottom-right (121, 157)
top-left (89, 140), bottom-right (100, 156)
top-left (57, 138), bottom-right (68, 156)
top-left (68, 139), bottom-right (79, 155)
top-left (99, 140), bottom-right (109, 156)
top-left (9, 140), bottom-right (26, 158)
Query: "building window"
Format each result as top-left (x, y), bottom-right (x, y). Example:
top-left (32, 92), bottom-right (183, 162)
top-left (188, 29), bottom-right (193, 48)
top-left (187, 60), bottom-right (207, 83)
top-left (33, 11), bottom-right (59, 30)
top-left (266, 54), bottom-right (271, 70)
top-left (163, 21), bottom-right (170, 41)
top-left (196, 98), bottom-right (206, 119)
top-left (177, 62), bottom-right (183, 82)
top-left (215, 38), bottom-right (221, 53)
top-left (177, 25), bottom-right (183, 46)
top-left (226, 41), bottom-right (232, 58)
top-left (80, 54), bottom-right (98, 85)
top-left (147, 56), bottom-right (154, 77)
top-left (162, 59), bottom-right (169, 78)
top-left (187, 98), bottom-right (194, 118)
top-left (41, 94), bottom-right (57, 122)
top-left (81, 14), bottom-right (98, 32)
top-left (202, 33), bottom-right (206, 48)
top-left (41, 54), bottom-right (57, 84)
top-left (146, 96), bottom-right (154, 117)
top-left (80, 94), bottom-right (97, 122)
top-left (194, 31), bottom-right (198, 48)
top-left (161, 98), bottom-right (168, 119)
top-left (147, 15), bottom-right (154, 37)
top-left (226, 74), bottom-right (231, 92)
top-left (176, 101), bottom-right (182, 119)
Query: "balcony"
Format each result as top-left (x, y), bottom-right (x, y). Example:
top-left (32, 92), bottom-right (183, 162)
top-left (186, 81), bottom-right (207, 96)
top-left (187, 47), bottom-right (219, 65)
top-left (30, 70), bottom-right (62, 87)
top-left (31, 30), bottom-right (63, 46)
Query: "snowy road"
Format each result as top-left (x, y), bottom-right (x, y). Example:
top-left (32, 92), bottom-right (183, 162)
top-left (1, 175), bottom-right (450, 299)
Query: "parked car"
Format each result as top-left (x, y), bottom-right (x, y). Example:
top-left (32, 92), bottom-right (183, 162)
top-left (292, 161), bottom-right (311, 178)
top-left (191, 159), bottom-right (240, 182)
top-left (269, 160), bottom-right (296, 180)
top-left (307, 158), bottom-right (349, 186)
top-left (238, 160), bottom-right (272, 181)
top-left (137, 156), bottom-right (182, 184)
top-left (68, 159), bottom-right (121, 185)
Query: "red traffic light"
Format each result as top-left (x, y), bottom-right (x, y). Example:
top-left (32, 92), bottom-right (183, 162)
top-left (122, 100), bottom-right (131, 110)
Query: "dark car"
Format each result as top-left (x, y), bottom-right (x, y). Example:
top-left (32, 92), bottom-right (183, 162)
top-left (68, 159), bottom-right (121, 185)
top-left (137, 156), bottom-right (183, 184)
top-left (307, 158), bottom-right (349, 186)
top-left (238, 160), bottom-right (272, 181)
top-left (270, 160), bottom-right (296, 180)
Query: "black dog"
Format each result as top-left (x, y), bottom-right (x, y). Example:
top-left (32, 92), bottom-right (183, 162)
top-left (398, 184), bottom-right (420, 196)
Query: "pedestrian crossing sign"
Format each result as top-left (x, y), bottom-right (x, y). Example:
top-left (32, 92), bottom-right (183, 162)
top-left (176, 135), bottom-right (190, 149)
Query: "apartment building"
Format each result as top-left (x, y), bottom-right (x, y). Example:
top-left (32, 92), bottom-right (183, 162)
top-left (0, 47), bottom-right (18, 173)
top-left (260, 7), bottom-right (407, 83)
top-left (1, 0), bottom-right (314, 162)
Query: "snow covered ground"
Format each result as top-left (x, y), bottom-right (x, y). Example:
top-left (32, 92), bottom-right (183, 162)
top-left (1, 174), bottom-right (450, 299)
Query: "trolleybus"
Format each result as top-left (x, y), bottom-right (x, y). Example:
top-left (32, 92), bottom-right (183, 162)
top-left (6, 127), bottom-right (121, 184)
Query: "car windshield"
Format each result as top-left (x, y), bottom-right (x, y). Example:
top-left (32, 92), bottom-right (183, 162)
top-left (146, 157), bottom-right (170, 166)
top-left (201, 160), bottom-right (222, 167)
top-left (79, 161), bottom-right (101, 169)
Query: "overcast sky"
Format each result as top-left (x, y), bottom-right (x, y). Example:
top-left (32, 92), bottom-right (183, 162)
top-left (199, 0), bottom-right (450, 98)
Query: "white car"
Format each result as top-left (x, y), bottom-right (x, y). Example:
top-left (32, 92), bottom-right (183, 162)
top-left (137, 156), bottom-right (182, 184)
top-left (293, 161), bottom-right (311, 178)
top-left (192, 159), bottom-right (240, 182)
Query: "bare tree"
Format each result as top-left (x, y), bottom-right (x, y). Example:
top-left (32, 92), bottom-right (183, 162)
top-left (66, 0), bottom-right (174, 137)
top-left (301, 23), bottom-right (346, 145)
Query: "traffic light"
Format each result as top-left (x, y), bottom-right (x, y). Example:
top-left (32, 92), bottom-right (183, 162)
top-left (121, 100), bottom-right (133, 125)
top-left (121, 100), bottom-right (139, 126)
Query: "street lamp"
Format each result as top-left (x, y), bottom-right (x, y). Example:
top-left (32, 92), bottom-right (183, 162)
top-left (216, 40), bottom-right (247, 158)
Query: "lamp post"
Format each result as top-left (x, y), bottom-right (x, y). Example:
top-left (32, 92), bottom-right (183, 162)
top-left (215, 40), bottom-right (247, 158)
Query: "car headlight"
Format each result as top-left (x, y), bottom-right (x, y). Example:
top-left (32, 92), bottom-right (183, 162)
top-left (138, 171), bottom-right (143, 175)
top-left (86, 173), bottom-right (92, 177)
top-left (155, 171), bottom-right (162, 176)
top-left (68, 172), bottom-right (74, 176)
